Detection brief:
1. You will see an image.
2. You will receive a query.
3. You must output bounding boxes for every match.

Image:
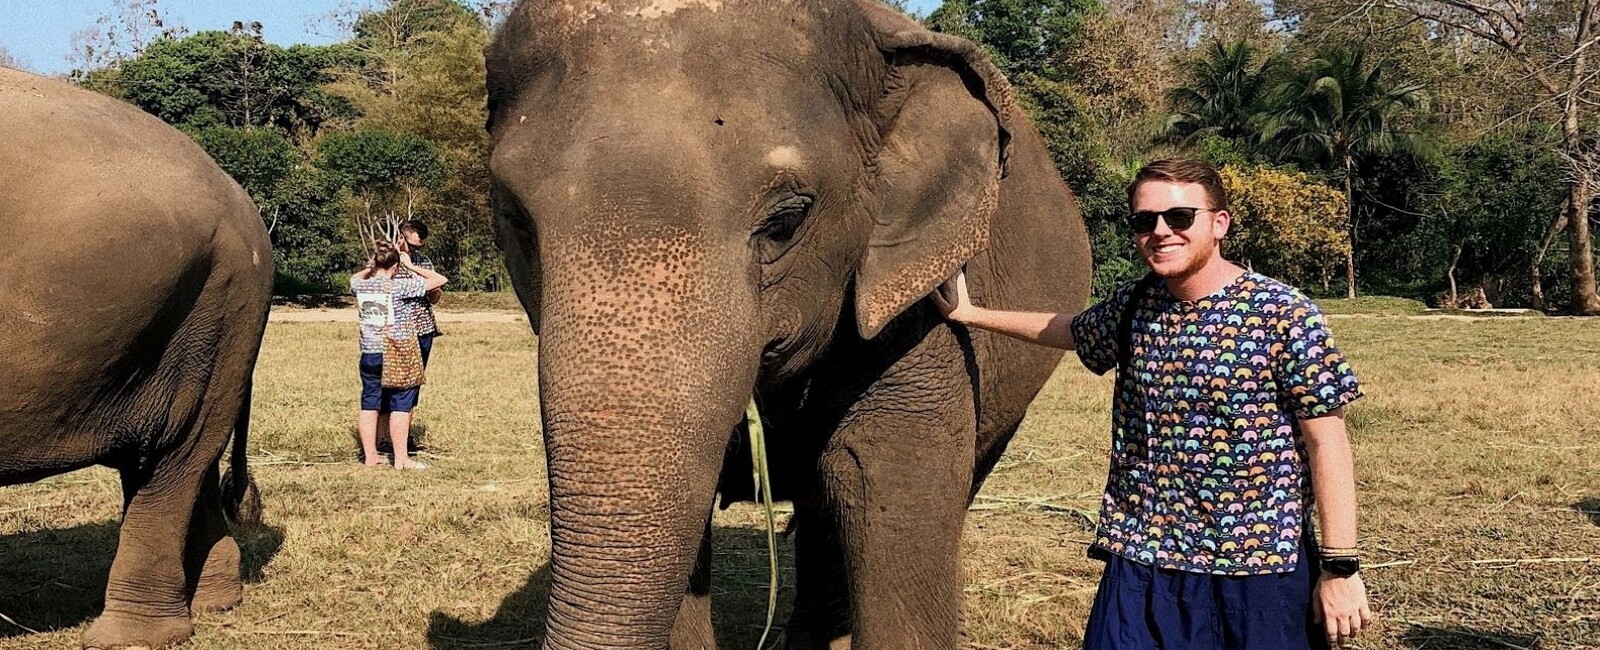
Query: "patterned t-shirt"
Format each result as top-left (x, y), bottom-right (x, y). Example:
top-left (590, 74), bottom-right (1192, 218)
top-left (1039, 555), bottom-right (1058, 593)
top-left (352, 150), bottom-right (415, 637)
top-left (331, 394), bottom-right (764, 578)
top-left (351, 276), bottom-right (426, 354)
top-left (392, 252), bottom-right (438, 336)
top-left (1070, 271), bottom-right (1362, 575)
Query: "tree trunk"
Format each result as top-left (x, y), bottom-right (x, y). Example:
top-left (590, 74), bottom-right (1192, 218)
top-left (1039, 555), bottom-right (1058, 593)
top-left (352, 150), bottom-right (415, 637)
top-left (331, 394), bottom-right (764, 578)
top-left (1561, 0), bottom-right (1600, 315)
top-left (1530, 200), bottom-right (1569, 312)
top-left (1342, 161), bottom-right (1356, 299)
top-left (1446, 242), bottom-right (1462, 307)
top-left (1567, 177), bottom-right (1600, 314)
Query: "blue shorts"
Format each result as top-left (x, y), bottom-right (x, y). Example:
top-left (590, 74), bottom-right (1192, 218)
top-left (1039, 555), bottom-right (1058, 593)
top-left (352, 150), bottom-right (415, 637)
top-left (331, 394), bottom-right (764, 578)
top-left (359, 334), bottom-right (435, 413)
top-left (1083, 546), bottom-right (1332, 650)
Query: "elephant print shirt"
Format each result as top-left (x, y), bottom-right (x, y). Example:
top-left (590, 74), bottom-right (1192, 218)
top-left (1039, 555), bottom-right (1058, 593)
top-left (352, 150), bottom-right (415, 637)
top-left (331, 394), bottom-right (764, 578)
top-left (1070, 271), bottom-right (1362, 576)
top-left (393, 253), bottom-right (438, 336)
top-left (352, 276), bottom-right (427, 354)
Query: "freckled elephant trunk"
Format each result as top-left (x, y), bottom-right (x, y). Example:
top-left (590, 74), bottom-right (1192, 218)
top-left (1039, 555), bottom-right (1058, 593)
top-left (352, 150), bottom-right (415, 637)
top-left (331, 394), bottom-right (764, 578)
top-left (534, 228), bottom-right (759, 648)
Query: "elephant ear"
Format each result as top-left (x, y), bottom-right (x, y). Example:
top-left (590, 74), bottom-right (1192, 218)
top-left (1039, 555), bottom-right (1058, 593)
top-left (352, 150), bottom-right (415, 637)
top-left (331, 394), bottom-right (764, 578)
top-left (852, 0), bottom-right (1016, 340)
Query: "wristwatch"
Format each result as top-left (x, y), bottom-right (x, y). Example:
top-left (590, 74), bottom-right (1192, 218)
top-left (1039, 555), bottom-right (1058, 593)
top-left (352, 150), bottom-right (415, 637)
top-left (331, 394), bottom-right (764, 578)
top-left (1319, 556), bottom-right (1361, 577)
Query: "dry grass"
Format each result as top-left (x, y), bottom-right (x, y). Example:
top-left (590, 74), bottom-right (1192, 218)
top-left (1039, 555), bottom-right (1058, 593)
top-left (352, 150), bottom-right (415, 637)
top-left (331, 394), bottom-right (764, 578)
top-left (2, 313), bottom-right (1598, 649)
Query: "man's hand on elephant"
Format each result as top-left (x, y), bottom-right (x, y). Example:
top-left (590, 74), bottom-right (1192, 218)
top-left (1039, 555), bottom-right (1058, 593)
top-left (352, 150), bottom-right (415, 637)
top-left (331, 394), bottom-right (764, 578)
top-left (932, 270), bottom-right (980, 323)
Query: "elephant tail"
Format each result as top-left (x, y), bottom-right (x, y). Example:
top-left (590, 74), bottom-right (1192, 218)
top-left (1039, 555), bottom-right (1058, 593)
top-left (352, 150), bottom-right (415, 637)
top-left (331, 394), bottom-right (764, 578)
top-left (222, 376), bottom-right (263, 531)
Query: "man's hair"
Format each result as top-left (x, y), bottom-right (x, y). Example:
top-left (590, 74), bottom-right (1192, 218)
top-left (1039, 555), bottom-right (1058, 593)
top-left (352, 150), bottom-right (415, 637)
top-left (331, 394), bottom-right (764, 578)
top-left (373, 240), bottom-right (400, 270)
top-left (1127, 158), bottom-right (1228, 211)
top-left (400, 220), bottom-right (430, 240)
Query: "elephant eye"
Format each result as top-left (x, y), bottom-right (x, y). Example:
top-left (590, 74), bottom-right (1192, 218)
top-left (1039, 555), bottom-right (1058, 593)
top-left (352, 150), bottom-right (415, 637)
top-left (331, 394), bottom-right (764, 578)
top-left (754, 194), bottom-right (813, 262)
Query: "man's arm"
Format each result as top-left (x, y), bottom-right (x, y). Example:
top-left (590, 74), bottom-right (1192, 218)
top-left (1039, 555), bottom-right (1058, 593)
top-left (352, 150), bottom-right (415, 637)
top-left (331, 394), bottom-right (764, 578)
top-left (1302, 409), bottom-right (1373, 646)
top-left (351, 258), bottom-right (376, 282)
top-left (399, 252), bottom-right (449, 291)
top-left (931, 271), bottom-right (1077, 350)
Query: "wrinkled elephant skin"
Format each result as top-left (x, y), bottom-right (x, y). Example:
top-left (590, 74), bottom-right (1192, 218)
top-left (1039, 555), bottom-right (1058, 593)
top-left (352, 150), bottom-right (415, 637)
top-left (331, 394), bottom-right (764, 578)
top-left (486, 1), bottom-right (1092, 647)
top-left (0, 68), bottom-right (272, 649)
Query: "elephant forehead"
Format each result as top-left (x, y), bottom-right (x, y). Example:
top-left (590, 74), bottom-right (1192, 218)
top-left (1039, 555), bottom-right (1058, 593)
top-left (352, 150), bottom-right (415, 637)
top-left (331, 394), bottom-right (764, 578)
top-left (525, 0), bottom-right (818, 53)
top-left (764, 145), bottom-right (805, 170)
top-left (560, 0), bottom-right (723, 21)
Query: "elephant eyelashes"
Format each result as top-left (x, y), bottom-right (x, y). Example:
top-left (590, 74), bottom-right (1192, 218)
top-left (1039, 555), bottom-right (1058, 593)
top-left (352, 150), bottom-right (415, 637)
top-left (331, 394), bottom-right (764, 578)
top-left (754, 194), bottom-right (813, 262)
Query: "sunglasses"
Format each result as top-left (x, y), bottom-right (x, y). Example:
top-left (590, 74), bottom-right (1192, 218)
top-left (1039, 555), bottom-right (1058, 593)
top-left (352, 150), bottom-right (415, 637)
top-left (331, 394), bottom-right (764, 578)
top-left (1129, 207), bottom-right (1214, 234)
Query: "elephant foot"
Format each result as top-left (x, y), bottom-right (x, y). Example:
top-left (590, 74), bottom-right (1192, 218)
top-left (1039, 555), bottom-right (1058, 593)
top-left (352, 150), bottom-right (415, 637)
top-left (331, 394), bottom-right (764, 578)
top-left (190, 536), bottom-right (243, 612)
top-left (82, 610), bottom-right (193, 650)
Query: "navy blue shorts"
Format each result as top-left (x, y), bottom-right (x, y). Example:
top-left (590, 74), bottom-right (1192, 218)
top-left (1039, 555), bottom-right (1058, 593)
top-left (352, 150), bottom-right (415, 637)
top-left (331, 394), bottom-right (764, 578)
top-left (359, 334), bottom-right (435, 413)
top-left (1083, 547), bottom-right (1332, 650)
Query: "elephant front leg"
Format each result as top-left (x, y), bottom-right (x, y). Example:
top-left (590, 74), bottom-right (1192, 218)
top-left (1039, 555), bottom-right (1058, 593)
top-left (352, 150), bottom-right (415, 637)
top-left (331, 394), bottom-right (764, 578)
top-left (814, 325), bottom-right (977, 649)
top-left (784, 499), bottom-right (853, 650)
top-left (84, 463), bottom-right (209, 650)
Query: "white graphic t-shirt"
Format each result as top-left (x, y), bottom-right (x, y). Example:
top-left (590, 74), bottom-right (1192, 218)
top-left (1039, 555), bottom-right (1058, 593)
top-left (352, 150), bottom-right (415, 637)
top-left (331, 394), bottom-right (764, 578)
top-left (350, 276), bottom-right (426, 354)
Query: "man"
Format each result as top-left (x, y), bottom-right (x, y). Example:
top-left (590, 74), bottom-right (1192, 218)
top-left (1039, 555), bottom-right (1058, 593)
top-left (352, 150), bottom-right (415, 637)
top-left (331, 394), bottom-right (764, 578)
top-left (379, 220), bottom-right (442, 456)
top-left (934, 159), bottom-right (1371, 648)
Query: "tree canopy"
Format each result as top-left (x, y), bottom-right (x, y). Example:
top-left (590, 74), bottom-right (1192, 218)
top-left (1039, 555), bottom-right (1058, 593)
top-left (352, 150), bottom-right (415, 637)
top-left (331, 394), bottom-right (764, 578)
top-left (65, 0), bottom-right (1600, 310)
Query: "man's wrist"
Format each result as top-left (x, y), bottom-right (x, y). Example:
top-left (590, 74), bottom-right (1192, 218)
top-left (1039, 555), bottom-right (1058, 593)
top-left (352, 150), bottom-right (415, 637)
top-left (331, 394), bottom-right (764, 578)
top-left (1318, 555), bottom-right (1361, 577)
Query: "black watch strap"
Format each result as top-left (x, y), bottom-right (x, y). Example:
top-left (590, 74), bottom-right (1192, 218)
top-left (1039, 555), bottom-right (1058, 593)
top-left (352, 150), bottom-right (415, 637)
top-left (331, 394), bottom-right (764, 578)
top-left (1319, 556), bottom-right (1360, 577)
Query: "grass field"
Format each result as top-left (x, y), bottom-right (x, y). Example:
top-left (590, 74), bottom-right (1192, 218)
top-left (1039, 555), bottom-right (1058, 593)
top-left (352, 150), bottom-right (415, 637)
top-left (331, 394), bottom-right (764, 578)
top-left (2, 311), bottom-right (1597, 649)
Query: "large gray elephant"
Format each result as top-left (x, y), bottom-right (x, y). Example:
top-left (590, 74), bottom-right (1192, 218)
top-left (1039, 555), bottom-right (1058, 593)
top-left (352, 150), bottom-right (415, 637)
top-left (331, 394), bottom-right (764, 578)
top-left (0, 68), bottom-right (270, 649)
top-left (485, 0), bottom-right (1092, 647)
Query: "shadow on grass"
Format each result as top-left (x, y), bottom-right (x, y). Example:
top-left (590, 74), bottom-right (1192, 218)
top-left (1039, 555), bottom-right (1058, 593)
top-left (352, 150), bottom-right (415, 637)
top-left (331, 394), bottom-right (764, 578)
top-left (0, 521), bottom-right (285, 638)
top-left (426, 525), bottom-right (795, 649)
top-left (349, 421), bottom-right (433, 463)
top-left (1575, 498), bottom-right (1600, 528)
top-left (272, 294), bottom-right (352, 309)
top-left (1401, 625), bottom-right (1541, 649)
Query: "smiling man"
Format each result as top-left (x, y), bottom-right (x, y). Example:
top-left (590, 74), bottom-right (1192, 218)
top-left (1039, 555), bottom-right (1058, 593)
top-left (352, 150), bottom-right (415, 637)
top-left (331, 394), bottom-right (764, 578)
top-left (934, 158), bottom-right (1371, 648)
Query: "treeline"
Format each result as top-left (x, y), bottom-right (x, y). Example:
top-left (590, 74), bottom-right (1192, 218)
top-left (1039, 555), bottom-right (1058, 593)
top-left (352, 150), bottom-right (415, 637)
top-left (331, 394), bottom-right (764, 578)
top-left (926, 0), bottom-right (1599, 311)
top-left (68, 0), bottom-right (512, 292)
top-left (61, 0), bottom-right (1599, 311)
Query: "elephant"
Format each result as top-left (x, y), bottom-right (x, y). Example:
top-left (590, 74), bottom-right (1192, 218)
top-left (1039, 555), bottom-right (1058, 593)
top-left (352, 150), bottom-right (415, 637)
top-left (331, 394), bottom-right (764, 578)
top-left (0, 68), bottom-right (271, 649)
top-left (485, 0), bottom-right (1092, 647)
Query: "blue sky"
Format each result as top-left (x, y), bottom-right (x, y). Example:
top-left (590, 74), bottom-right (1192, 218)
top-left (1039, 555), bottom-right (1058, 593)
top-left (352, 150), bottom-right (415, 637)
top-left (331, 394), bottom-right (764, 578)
top-left (0, 0), bottom-right (945, 75)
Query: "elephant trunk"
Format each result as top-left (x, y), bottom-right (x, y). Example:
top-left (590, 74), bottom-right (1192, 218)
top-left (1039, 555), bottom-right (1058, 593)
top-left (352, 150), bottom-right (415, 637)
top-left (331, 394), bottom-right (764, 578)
top-left (535, 226), bottom-right (758, 648)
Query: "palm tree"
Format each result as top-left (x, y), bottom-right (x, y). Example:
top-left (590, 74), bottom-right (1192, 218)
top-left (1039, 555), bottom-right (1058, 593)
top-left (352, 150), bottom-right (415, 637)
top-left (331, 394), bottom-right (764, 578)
top-left (1262, 47), bottom-right (1428, 298)
top-left (1162, 40), bottom-right (1284, 146)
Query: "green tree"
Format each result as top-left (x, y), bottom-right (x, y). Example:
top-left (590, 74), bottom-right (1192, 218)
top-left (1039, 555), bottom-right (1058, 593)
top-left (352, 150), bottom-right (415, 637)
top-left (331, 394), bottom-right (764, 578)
top-left (1263, 46), bottom-right (1429, 297)
top-left (925, 0), bottom-right (1098, 77)
top-left (1162, 40), bottom-right (1284, 147)
top-left (111, 28), bottom-right (353, 132)
top-left (186, 125), bottom-right (296, 199)
top-left (1220, 164), bottom-right (1351, 291)
top-left (1433, 129), bottom-right (1567, 307)
top-left (185, 125), bottom-right (349, 292)
top-left (325, 0), bottom-right (503, 289)
top-left (352, 0), bottom-right (479, 48)
top-left (318, 128), bottom-right (446, 247)
top-left (266, 166), bottom-right (351, 293)
top-left (1353, 0), bottom-right (1600, 313)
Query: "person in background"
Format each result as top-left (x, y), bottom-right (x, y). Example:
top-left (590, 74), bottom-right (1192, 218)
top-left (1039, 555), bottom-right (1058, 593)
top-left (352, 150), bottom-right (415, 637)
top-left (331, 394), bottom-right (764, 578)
top-left (352, 240), bottom-right (448, 470)
top-left (380, 220), bottom-right (442, 457)
top-left (933, 158), bottom-right (1371, 649)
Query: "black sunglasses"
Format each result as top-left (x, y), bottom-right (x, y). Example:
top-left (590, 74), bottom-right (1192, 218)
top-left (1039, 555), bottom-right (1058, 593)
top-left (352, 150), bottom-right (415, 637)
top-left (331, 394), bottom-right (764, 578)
top-left (1129, 207), bottom-right (1214, 234)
